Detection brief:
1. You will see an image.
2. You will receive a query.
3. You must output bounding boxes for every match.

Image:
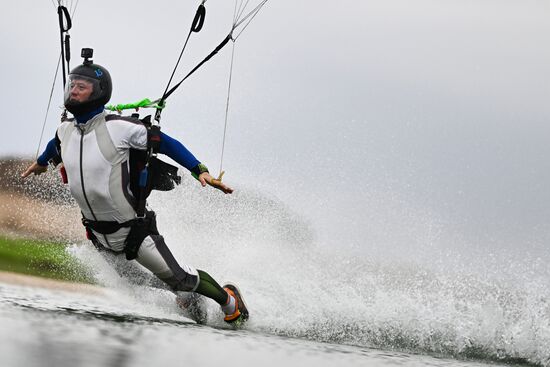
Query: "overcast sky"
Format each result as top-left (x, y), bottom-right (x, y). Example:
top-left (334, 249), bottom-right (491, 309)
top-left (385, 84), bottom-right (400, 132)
top-left (1, 0), bottom-right (549, 258)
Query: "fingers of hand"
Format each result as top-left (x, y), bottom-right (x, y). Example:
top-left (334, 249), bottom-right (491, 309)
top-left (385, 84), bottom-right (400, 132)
top-left (22, 163), bottom-right (47, 179)
top-left (21, 165), bottom-right (36, 178)
top-left (217, 182), bottom-right (233, 194)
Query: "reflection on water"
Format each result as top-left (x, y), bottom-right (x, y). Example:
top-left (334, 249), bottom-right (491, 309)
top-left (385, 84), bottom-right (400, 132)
top-left (0, 281), bottom-right (513, 367)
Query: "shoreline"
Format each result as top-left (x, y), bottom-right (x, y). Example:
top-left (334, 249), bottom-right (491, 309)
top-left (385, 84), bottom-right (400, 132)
top-left (0, 270), bottom-right (103, 294)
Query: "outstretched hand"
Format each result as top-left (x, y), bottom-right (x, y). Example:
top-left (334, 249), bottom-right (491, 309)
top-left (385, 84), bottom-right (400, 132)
top-left (198, 172), bottom-right (233, 194)
top-left (21, 162), bottom-right (48, 179)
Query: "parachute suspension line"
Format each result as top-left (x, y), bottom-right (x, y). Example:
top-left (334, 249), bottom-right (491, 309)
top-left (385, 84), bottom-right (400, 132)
top-left (218, 40), bottom-right (236, 177)
top-left (217, 0), bottom-right (241, 176)
top-left (233, 0), bottom-right (269, 41)
top-left (162, 0), bottom-right (268, 102)
top-left (54, 0), bottom-right (80, 19)
top-left (35, 54), bottom-right (63, 160)
top-left (106, 0), bottom-right (268, 115)
top-left (216, 0), bottom-right (267, 180)
top-left (69, 0), bottom-right (80, 17)
top-left (232, 0), bottom-right (240, 24)
top-left (234, 0), bottom-right (251, 25)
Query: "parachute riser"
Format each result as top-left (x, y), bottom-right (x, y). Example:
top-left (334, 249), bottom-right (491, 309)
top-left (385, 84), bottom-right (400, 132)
top-left (104, 1), bottom-right (270, 191)
top-left (156, 2), bottom-right (207, 126)
top-left (134, 0), bottom-right (208, 217)
top-left (36, 3), bottom-right (75, 160)
top-left (56, 5), bottom-right (72, 88)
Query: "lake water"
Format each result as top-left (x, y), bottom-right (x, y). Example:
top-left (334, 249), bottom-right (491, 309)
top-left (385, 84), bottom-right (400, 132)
top-left (2, 177), bottom-right (549, 367)
top-left (0, 279), bottom-right (519, 367)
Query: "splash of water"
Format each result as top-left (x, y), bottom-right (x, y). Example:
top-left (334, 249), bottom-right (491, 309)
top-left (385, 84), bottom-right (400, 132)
top-left (66, 176), bottom-right (550, 366)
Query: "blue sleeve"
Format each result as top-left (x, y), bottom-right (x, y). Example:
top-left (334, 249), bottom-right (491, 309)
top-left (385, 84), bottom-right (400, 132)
top-left (159, 132), bottom-right (200, 171)
top-left (37, 137), bottom-right (58, 166)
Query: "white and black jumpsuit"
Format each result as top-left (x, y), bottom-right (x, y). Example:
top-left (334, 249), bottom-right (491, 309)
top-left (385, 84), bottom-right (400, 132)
top-left (48, 111), bottom-right (229, 305)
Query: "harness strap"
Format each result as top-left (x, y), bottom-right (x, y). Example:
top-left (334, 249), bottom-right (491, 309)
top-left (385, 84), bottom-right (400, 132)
top-left (82, 211), bottom-right (159, 260)
top-left (81, 217), bottom-right (135, 235)
top-left (85, 229), bottom-right (124, 255)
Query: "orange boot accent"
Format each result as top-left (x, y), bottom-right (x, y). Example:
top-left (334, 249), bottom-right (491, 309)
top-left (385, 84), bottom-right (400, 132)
top-left (223, 287), bottom-right (242, 322)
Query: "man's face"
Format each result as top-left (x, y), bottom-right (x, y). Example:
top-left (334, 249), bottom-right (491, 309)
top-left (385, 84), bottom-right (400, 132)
top-left (68, 78), bottom-right (94, 102)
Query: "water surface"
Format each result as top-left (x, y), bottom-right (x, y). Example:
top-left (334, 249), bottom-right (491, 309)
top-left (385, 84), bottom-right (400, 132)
top-left (0, 280), bottom-right (528, 367)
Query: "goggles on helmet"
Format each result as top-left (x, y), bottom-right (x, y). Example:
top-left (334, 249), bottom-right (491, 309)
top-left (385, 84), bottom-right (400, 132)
top-left (64, 74), bottom-right (103, 105)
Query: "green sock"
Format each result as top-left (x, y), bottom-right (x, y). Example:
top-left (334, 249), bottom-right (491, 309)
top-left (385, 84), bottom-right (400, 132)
top-left (195, 270), bottom-right (228, 305)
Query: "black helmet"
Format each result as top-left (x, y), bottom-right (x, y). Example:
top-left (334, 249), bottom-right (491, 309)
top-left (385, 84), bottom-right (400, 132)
top-left (64, 49), bottom-right (112, 116)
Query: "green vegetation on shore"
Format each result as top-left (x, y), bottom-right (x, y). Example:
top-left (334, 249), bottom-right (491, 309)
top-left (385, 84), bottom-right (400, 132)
top-left (0, 236), bottom-right (94, 283)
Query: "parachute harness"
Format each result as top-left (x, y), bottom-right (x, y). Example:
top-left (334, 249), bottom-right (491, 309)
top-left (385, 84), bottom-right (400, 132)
top-left (38, 0), bottom-right (269, 213)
